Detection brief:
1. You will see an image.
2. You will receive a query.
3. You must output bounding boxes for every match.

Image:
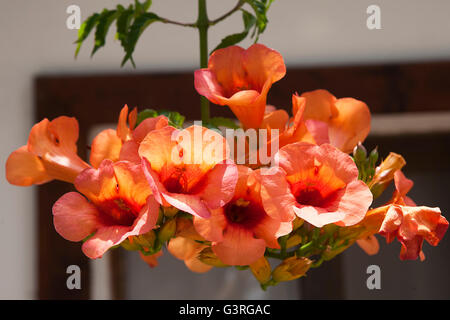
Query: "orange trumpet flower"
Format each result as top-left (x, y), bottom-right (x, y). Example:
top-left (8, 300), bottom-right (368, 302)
top-left (193, 166), bottom-right (292, 266)
top-left (139, 125), bottom-right (238, 219)
top-left (356, 171), bottom-right (448, 260)
top-left (195, 44), bottom-right (286, 129)
top-left (261, 142), bottom-right (373, 227)
top-left (52, 160), bottom-right (159, 259)
top-left (90, 105), bottom-right (168, 167)
top-left (6, 116), bottom-right (90, 186)
top-left (296, 89), bottom-right (371, 153)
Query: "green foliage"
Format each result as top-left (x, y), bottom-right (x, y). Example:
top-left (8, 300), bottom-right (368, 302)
top-left (92, 9), bottom-right (119, 56)
top-left (75, 0), bottom-right (277, 66)
top-left (121, 12), bottom-right (161, 67)
top-left (136, 108), bottom-right (185, 128)
top-left (74, 0), bottom-right (161, 67)
top-left (245, 0), bottom-right (274, 41)
top-left (212, 9), bottom-right (256, 52)
top-left (212, 0), bottom-right (275, 53)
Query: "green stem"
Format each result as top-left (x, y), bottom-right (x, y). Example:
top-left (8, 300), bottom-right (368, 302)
top-left (197, 0), bottom-right (210, 123)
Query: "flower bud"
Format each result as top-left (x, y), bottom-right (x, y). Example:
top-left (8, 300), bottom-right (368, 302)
top-left (292, 218), bottom-right (304, 230)
top-left (369, 152), bottom-right (406, 188)
top-left (163, 206), bottom-right (179, 218)
top-left (272, 256), bottom-right (312, 282)
top-left (175, 216), bottom-right (204, 241)
top-left (121, 237), bottom-right (141, 251)
top-left (322, 243), bottom-right (351, 261)
top-left (286, 234), bottom-right (303, 249)
top-left (134, 230), bottom-right (156, 248)
top-left (368, 147), bottom-right (379, 166)
top-left (249, 256), bottom-right (271, 284)
top-left (157, 218), bottom-right (177, 243)
top-left (198, 247), bottom-right (228, 267)
top-left (353, 142), bottom-right (367, 164)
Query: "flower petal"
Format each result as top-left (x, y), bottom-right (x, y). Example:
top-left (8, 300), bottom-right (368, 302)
top-left (212, 225), bottom-right (266, 266)
top-left (328, 98), bottom-right (371, 153)
top-left (6, 146), bottom-right (51, 186)
top-left (260, 166), bottom-right (297, 222)
top-left (194, 160), bottom-right (238, 209)
top-left (90, 129), bottom-right (122, 168)
top-left (52, 192), bottom-right (101, 242)
top-left (356, 235), bottom-right (380, 256)
top-left (82, 196), bottom-right (158, 259)
top-left (74, 160), bottom-right (118, 203)
top-left (113, 161), bottom-right (152, 207)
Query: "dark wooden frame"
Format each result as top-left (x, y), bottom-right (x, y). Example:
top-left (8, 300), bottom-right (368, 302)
top-left (35, 61), bottom-right (450, 299)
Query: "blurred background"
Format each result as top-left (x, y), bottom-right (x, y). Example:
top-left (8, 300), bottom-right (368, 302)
top-left (1, 0), bottom-right (450, 299)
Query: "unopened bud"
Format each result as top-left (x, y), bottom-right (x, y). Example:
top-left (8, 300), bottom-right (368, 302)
top-left (272, 256), bottom-right (312, 282)
top-left (158, 218), bottom-right (177, 243)
top-left (286, 234), bottom-right (303, 249)
top-left (121, 236), bottom-right (141, 251)
top-left (175, 216), bottom-right (204, 241)
top-left (292, 218), bottom-right (304, 230)
top-left (353, 142), bottom-right (367, 163)
top-left (322, 242), bottom-right (352, 261)
top-left (369, 147), bottom-right (379, 166)
top-left (163, 206), bottom-right (179, 218)
top-left (249, 256), bottom-right (271, 284)
top-left (369, 152), bottom-right (406, 189)
top-left (134, 230), bottom-right (156, 248)
top-left (198, 247), bottom-right (228, 267)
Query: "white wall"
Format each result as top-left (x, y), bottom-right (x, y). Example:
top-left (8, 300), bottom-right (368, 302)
top-left (1, 0), bottom-right (450, 299)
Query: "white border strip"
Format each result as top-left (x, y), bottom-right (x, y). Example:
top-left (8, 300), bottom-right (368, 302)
top-left (370, 111), bottom-right (450, 136)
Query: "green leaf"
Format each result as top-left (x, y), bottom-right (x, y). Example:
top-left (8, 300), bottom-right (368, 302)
top-left (121, 12), bottom-right (161, 67)
top-left (208, 117), bottom-right (240, 129)
top-left (74, 13), bottom-right (100, 57)
top-left (212, 9), bottom-right (256, 53)
top-left (136, 109), bottom-right (159, 125)
top-left (116, 5), bottom-right (135, 52)
top-left (136, 109), bottom-right (185, 128)
top-left (245, 0), bottom-right (274, 41)
top-left (91, 9), bottom-right (119, 56)
top-left (142, 0), bottom-right (152, 12)
top-left (159, 110), bottom-right (185, 128)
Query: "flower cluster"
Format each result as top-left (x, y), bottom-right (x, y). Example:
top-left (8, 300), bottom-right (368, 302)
top-left (6, 44), bottom-right (448, 288)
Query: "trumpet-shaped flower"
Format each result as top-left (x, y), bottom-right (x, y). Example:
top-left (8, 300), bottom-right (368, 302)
top-left (90, 105), bottom-right (168, 167)
top-left (6, 116), bottom-right (90, 186)
top-left (52, 160), bottom-right (159, 259)
top-left (379, 171), bottom-right (448, 260)
top-left (355, 171), bottom-right (448, 260)
top-left (168, 237), bottom-right (212, 273)
top-left (261, 143), bottom-right (373, 227)
top-left (260, 94), bottom-right (320, 150)
top-left (193, 166), bottom-right (292, 266)
top-left (297, 89), bottom-right (371, 153)
top-left (139, 125), bottom-right (238, 219)
top-left (195, 44), bottom-right (286, 129)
